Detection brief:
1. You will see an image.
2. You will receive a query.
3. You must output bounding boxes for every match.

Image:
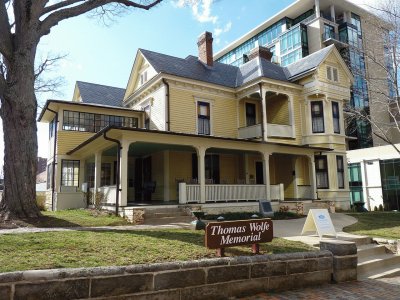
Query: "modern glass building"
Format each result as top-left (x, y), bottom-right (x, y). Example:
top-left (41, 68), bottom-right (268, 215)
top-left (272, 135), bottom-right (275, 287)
top-left (215, 0), bottom-right (396, 150)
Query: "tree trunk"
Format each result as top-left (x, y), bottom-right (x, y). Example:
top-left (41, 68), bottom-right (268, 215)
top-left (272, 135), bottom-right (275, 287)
top-left (0, 45), bottom-right (41, 220)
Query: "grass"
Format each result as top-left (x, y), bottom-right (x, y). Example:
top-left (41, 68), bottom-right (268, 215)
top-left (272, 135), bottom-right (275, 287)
top-left (27, 209), bottom-right (131, 228)
top-left (344, 212), bottom-right (400, 240)
top-left (0, 229), bottom-right (314, 273)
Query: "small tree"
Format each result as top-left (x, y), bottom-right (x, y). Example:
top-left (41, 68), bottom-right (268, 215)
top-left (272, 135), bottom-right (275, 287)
top-left (0, 0), bottom-right (162, 221)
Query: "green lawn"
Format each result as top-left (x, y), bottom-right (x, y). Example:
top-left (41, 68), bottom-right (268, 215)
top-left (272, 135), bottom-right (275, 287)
top-left (344, 212), bottom-right (400, 240)
top-left (29, 209), bottom-right (131, 227)
top-left (0, 230), bottom-right (314, 273)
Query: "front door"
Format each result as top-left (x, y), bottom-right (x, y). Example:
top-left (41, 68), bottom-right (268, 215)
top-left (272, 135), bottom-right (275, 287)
top-left (256, 161), bottom-right (264, 184)
top-left (143, 156), bottom-right (152, 201)
top-left (134, 158), bottom-right (143, 201)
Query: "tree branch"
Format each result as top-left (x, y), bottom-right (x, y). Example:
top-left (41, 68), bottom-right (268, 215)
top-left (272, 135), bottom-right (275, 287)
top-left (0, 1), bottom-right (12, 60)
top-left (41, 0), bottom-right (86, 16)
top-left (39, 0), bottom-right (162, 36)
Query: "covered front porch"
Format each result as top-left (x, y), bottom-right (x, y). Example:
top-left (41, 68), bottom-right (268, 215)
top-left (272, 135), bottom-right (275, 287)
top-left (68, 128), bottom-right (321, 209)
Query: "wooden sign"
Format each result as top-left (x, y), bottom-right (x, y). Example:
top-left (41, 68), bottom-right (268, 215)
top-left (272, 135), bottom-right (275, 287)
top-left (301, 209), bottom-right (337, 239)
top-left (205, 219), bottom-right (273, 256)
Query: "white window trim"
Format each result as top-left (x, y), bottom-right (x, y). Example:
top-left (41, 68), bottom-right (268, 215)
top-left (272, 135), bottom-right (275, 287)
top-left (326, 65), bottom-right (339, 83)
top-left (195, 98), bottom-right (214, 136)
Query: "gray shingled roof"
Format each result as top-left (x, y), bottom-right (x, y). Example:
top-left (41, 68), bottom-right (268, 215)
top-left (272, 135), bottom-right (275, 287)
top-left (76, 81), bottom-right (126, 107)
top-left (140, 46), bottom-right (334, 88)
top-left (284, 45), bottom-right (334, 80)
top-left (139, 49), bottom-right (239, 88)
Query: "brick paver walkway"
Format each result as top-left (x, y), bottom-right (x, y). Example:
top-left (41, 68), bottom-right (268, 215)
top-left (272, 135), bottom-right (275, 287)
top-left (238, 277), bottom-right (400, 299)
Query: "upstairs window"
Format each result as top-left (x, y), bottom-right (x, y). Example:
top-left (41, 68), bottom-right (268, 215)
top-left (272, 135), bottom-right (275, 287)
top-left (49, 118), bottom-right (55, 139)
top-left (327, 66), bottom-right (339, 82)
top-left (140, 71), bottom-right (148, 85)
top-left (337, 156), bottom-right (345, 189)
top-left (332, 102), bottom-right (340, 134)
top-left (311, 101), bottom-right (324, 133)
top-left (198, 101), bottom-right (210, 135)
top-left (315, 155), bottom-right (329, 189)
top-left (245, 103), bottom-right (256, 126)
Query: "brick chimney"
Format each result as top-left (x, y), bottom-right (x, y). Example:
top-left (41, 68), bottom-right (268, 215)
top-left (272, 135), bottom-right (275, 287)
top-left (248, 46), bottom-right (273, 62)
top-left (198, 31), bottom-right (214, 67)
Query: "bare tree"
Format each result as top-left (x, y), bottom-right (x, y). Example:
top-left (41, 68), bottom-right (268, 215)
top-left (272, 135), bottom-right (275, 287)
top-left (0, 0), bottom-right (163, 221)
top-left (345, 0), bottom-right (400, 152)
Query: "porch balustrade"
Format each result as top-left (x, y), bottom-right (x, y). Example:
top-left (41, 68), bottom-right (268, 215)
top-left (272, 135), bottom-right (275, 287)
top-left (179, 182), bottom-right (284, 204)
top-left (270, 183), bottom-right (284, 200)
top-left (238, 123), bottom-right (293, 139)
top-left (89, 186), bottom-right (117, 205)
top-left (297, 185), bottom-right (313, 199)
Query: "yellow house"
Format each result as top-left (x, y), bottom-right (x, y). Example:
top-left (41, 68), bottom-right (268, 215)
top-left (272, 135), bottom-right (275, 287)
top-left (38, 32), bottom-right (353, 216)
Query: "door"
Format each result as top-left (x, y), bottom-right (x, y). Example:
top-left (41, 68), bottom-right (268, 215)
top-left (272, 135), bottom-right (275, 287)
top-left (256, 161), bottom-right (264, 184)
top-left (246, 103), bottom-right (256, 126)
top-left (134, 158), bottom-right (143, 201)
top-left (143, 156), bottom-right (152, 201)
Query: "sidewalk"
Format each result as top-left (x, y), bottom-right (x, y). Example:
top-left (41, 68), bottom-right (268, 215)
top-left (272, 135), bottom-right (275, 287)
top-left (237, 276), bottom-right (400, 299)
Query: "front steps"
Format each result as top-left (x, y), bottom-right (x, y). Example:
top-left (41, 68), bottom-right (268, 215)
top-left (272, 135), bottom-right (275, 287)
top-left (354, 237), bottom-right (400, 280)
top-left (119, 205), bottom-right (193, 224)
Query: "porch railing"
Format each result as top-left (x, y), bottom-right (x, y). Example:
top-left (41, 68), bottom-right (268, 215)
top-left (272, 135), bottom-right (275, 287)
top-left (267, 124), bottom-right (293, 138)
top-left (297, 185), bottom-right (313, 199)
top-left (179, 183), bottom-right (284, 204)
top-left (238, 124), bottom-right (262, 139)
top-left (89, 186), bottom-right (117, 205)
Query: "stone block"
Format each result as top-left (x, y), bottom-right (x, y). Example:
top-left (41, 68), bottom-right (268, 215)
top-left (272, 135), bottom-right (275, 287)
top-left (154, 269), bottom-right (205, 290)
top-left (318, 257), bottom-right (333, 271)
top-left (14, 279), bottom-right (90, 300)
top-left (91, 274), bottom-right (153, 297)
top-left (320, 241), bottom-right (357, 256)
top-left (333, 255), bottom-right (358, 270)
top-left (0, 285), bottom-right (11, 300)
top-left (0, 272), bottom-right (23, 283)
top-left (293, 270), bottom-right (331, 287)
top-left (251, 261), bottom-right (287, 278)
top-left (268, 275), bottom-right (297, 291)
top-left (102, 290), bottom-right (181, 300)
top-left (207, 265), bottom-right (249, 284)
top-left (180, 282), bottom-right (232, 300)
top-left (287, 259), bottom-right (318, 274)
top-left (332, 268), bottom-right (357, 283)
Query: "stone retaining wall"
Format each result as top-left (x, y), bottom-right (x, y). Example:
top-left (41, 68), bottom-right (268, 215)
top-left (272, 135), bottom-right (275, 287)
top-left (0, 241), bottom-right (357, 299)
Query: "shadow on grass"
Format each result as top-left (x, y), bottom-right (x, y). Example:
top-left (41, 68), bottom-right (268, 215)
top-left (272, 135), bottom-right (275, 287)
top-left (24, 215), bottom-right (82, 228)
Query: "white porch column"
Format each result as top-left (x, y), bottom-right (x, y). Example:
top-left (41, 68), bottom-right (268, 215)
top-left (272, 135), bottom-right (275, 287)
top-left (197, 146), bottom-right (207, 204)
top-left (262, 152), bottom-right (271, 201)
top-left (94, 151), bottom-right (102, 190)
top-left (288, 95), bottom-right (296, 138)
top-left (330, 5), bottom-right (336, 23)
top-left (260, 85), bottom-right (268, 141)
top-left (315, 0), bottom-right (320, 18)
top-left (119, 141), bottom-right (130, 207)
top-left (308, 154), bottom-right (318, 200)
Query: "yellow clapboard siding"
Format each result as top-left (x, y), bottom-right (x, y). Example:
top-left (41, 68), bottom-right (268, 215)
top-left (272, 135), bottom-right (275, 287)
top-left (169, 151), bottom-right (193, 200)
top-left (57, 131), bottom-right (95, 155)
top-left (267, 96), bottom-right (289, 125)
top-left (219, 154), bottom-right (239, 184)
top-left (317, 52), bottom-right (350, 88)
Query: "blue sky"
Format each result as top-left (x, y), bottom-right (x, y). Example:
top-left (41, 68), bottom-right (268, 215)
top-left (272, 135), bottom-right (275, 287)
top-left (16, 0), bottom-right (367, 159)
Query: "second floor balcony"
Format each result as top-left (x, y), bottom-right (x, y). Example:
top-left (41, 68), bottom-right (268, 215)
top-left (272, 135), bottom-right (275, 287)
top-left (322, 32), bottom-right (348, 50)
top-left (238, 123), bottom-right (293, 139)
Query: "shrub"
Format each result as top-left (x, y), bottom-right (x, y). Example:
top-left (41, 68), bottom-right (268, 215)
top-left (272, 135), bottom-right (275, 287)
top-left (379, 204), bottom-right (384, 211)
top-left (374, 206), bottom-right (378, 211)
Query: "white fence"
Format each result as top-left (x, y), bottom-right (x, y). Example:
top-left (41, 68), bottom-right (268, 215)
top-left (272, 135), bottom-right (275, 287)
top-left (179, 183), bottom-right (284, 204)
top-left (267, 124), bottom-right (293, 138)
top-left (89, 186), bottom-right (117, 205)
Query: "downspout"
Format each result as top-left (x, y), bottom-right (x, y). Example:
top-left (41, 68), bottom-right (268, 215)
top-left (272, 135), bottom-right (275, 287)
top-left (47, 108), bottom-right (58, 211)
top-left (162, 79), bottom-right (170, 131)
top-left (103, 131), bottom-right (121, 216)
top-left (258, 83), bottom-right (265, 141)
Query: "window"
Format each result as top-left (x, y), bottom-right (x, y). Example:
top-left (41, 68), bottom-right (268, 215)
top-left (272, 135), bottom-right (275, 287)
top-left (63, 110), bottom-right (138, 133)
top-left (46, 164), bottom-right (53, 189)
top-left (315, 156), bottom-right (329, 189)
top-left (348, 163), bottom-right (363, 204)
top-left (326, 66), bottom-right (338, 82)
top-left (332, 102), bottom-right (340, 134)
top-left (311, 101), bottom-right (324, 133)
top-left (140, 71), bottom-right (148, 85)
top-left (323, 24), bottom-right (335, 39)
top-left (245, 103), bottom-right (256, 126)
top-left (101, 163), bottom-right (111, 186)
top-left (86, 163), bottom-right (95, 188)
top-left (198, 102), bottom-right (210, 135)
top-left (337, 156), bottom-right (345, 189)
top-left (144, 105), bottom-right (150, 130)
top-left (49, 118), bottom-right (55, 139)
top-left (61, 160), bottom-right (80, 187)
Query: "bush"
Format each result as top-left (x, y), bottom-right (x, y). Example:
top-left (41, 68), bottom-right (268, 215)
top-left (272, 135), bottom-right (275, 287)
top-left (379, 204), bottom-right (384, 211)
top-left (374, 206), bottom-right (378, 211)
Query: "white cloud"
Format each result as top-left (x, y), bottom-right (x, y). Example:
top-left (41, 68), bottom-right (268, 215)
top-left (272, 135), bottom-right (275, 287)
top-left (192, 0), bottom-right (218, 24)
top-left (213, 21), bottom-right (232, 45)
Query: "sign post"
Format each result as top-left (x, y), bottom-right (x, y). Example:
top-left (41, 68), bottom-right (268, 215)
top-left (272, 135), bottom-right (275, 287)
top-left (205, 218), bottom-right (273, 256)
top-left (301, 209), bottom-right (337, 239)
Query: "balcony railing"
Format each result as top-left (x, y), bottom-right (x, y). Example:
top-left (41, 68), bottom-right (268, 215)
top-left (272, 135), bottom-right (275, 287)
top-left (267, 124), bottom-right (293, 138)
top-left (239, 123), bottom-right (293, 139)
